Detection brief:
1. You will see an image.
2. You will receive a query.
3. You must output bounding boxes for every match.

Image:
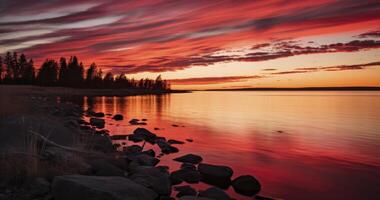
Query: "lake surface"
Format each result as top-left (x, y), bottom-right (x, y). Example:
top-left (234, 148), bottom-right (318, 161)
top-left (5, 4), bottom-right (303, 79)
top-left (82, 91), bottom-right (380, 200)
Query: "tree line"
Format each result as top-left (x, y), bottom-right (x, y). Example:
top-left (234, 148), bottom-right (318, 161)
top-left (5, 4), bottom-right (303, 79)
top-left (0, 52), bottom-right (170, 90)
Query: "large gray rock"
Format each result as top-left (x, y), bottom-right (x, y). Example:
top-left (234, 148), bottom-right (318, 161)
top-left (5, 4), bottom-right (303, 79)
top-left (130, 166), bottom-right (172, 196)
top-left (173, 154), bottom-right (203, 164)
top-left (198, 163), bottom-right (233, 189)
top-left (52, 175), bottom-right (157, 200)
top-left (232, 175), bottom-right (261, 196)
top-left (199, 187), bottom-right (232, 200)
top-left (88, 159), bottom-right (126, 176)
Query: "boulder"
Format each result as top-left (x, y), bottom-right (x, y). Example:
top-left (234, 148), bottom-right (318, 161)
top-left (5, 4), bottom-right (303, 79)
top-left (142, 149), bottom-right (156, 157)
top-left (127, 154), bottom-right (160, 167)
top-left (170, 169), bottom-right (202, 184)
top-left (173, 154), bottom-right (203, 164)
top-left (91, 134), bottom-right (115, 153)
top-left (52, 175), bottom-right (157, 200)
top-left (88, 159), bottom-right (126, 177)
top-left (232, 175), bottom-right (261, 196)
top-left (157, 140), bottom-right (179, 154)
top-left (133, 128), bottom-right (157, 143)
top-left (110, 135), bottom-right (128, 140)
top-left (112, 114), bottom-right (124, 121)
top-left (181, 163), bottom-right (196, 171)
top-left (128, 134), bottom-right (144, 142)
top-left (124, 145), bottom-right (143, 155)
top-left (198, 163), bottom-right (233, 189)
top-left (89, 118), bottom-right (105, 129)
top-left (199, 187), bottom-right (232, 200)
top-left (28, 177), bottom-right (51, 197)
top-left (93, 112), bottom-right (105, 118)
top-left (174, 185), bottom-right (197, 198)
top-left (186, 139), bottom-right (193, 142)
top-left (129, 166), bottom-right (171, 196)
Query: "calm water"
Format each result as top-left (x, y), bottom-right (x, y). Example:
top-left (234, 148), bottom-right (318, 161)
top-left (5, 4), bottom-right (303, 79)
top-left (82, 91), bottom-right (380, 200)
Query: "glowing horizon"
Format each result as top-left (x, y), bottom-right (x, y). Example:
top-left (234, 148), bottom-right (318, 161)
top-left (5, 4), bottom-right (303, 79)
top-left (1, 0), bottom-right (380, 89)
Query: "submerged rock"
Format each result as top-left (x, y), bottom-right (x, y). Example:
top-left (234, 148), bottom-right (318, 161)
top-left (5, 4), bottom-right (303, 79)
top-left (52, 175), bottom-right (157, 200)
top-left (198, 163), bottom-right (233, 189)
top-left (174, 185), bottom-right (197, 198)
top-left (112, 114), bottom-right (124, 121)
top-left (168, 139), bottom-right (185, 145)
top-left (129, 166), bottom-right (172, 196)
top-left (199, 187), bottom-right (232, 200)
top-left (157, 139), bottom-right (179, 154)
top-left (173, 154), bottom-right (203, 164)
top-left (232, 175), bottom-right (261, 196)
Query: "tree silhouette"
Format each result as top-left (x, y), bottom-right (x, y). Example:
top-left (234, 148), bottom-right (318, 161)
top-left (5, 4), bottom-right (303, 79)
top-left (67, 56), bottom-right (84, 87)
top-left (0, 56), bottom-right (3, 82)
top-left (4, 52), bottom-right (13, 82)
top-left (58, 57), bottom-right (68, 86)
top-left (0, 52), bottom-right (170, 90)
top-left (37, 59), bottom-right (58, 86)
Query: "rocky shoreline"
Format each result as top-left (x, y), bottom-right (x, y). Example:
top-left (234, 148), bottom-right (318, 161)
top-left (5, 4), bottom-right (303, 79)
top-left (0, 88), bottom-right (276, 200)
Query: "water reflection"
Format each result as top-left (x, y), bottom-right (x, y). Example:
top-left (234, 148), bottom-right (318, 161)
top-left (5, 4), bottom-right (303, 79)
top-left (78, 91), bottom-right (380, 200)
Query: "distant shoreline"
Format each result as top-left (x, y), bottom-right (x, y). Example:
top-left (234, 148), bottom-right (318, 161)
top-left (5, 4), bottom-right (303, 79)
top-left (0, 85), bottom-right (190, 97)
top-left (202, 87), bottom-right (380, 91)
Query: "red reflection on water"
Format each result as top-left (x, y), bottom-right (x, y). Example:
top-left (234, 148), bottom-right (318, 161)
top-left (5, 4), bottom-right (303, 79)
top-left (82, 92), bottom-right (380, 200)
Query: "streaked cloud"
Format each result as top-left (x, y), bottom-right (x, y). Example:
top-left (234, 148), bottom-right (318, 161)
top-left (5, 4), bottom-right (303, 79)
top-left (168, 75), bottom-right (263, 85)
top-left (0, 0), bottom-right (379, 80)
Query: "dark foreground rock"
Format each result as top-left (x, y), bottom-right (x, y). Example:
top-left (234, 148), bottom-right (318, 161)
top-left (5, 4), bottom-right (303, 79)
top-left (88, 159), bottom-right (126, 177)
top-left (173, 154), bottom-right (203, 164)
top-left (199, 187), bottom-right (232, 200)
top-left (52, 175), bottom-right (157, 200)
top-left (174, 185), bottom-right (197, 198)
top-left (170, 169), bottom-right (202, 184)
top-left (133, 128), bottom-right (157, 143)
top-left (198, 163), bottom-right (233, 189)
top-left (232, 175), bottom-right (261, 196)
top-left (89, 118), bottom-right (105, 128)
top-left (129, 166), bottom-right (172, 196)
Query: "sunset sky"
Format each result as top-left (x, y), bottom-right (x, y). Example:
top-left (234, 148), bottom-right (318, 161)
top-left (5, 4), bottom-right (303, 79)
top-left (1, 0), bottom-right (380, 89)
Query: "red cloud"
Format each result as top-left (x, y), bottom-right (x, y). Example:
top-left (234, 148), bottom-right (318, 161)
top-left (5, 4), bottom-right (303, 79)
top-left (0, 0), bottom-right (379, 74)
